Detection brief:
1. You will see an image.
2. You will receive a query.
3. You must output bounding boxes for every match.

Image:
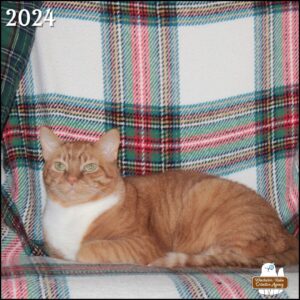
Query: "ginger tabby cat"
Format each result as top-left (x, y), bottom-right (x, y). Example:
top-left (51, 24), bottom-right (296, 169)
top-left (41, 127), bottom-right (298, 268)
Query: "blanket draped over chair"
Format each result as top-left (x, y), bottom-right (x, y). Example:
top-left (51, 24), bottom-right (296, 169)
top-left (1, 1), bottom-right (299, 299)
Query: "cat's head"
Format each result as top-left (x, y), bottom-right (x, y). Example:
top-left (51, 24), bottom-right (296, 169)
top-left (40, 127), bottom-right (122, 206)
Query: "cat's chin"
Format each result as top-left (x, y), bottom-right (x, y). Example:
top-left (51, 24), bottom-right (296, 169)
top-left (64, 190), bottom-right (104, 204)
top-left (67, 187), bottom-right (76, 194)
top-left (47, 185), bottom-right (107, 206)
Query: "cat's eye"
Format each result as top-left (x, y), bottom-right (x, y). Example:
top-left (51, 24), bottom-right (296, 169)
top-left (54, 162), bottom-right (66, 172)
top-left (83, 163), bottom-right (98, 173)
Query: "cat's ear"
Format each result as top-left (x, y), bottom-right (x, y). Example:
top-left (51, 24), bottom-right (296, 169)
top-left (95, 129), bottom-right (120, 162)
top-left (39, 127), bottom-right (63, 160)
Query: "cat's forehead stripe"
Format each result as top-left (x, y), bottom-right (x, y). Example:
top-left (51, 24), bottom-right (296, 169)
top-left (61, 143), bottom-right (92, 161)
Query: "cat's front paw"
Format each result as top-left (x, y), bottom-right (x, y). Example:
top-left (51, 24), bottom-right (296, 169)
top-left (76, 246), bottom-right (98, 264)
top-left (76, 253), bottom-right (91, 264)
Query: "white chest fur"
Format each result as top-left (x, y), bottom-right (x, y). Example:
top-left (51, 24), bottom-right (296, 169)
top-left (43, 194), bottom-right (120, 261)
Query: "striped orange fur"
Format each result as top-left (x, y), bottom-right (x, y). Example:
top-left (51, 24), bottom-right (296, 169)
top-left (40, 127), bottom-right (299, 268)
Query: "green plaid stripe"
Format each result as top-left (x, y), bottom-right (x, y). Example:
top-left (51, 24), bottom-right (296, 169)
top-left (1, 1), bottom-right (42, 133)
top-left (42, 1), bottom-right (298, 26)
top-left (254, 1), bottom-right (299, 230)
top-left (102, 3), bottom-right (181, 175)
top-left (1, 1), bottom-right (43, 258)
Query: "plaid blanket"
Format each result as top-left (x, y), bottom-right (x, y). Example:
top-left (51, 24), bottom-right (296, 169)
top-left (1, 1), bottom-right (42, 133)
top-left (1, 1), bottom-right (299, 299)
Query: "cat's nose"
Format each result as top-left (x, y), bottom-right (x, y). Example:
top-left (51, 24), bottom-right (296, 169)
top-left (67, 176), bottom-right (78, 185)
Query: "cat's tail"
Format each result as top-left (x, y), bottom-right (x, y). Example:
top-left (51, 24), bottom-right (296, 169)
top-left (149, 237), bottom-right (299, 268)
top-left (186, 246), bottom-right (299, 268)
top-left (254, 236), bottom-right (299, 267)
